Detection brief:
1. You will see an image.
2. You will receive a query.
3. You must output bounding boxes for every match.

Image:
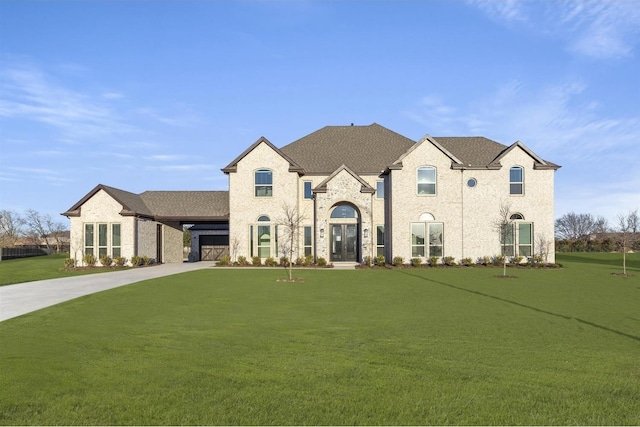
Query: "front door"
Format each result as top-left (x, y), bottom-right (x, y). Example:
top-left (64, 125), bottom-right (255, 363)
top-left (331, 224), bottom-right (358, 262)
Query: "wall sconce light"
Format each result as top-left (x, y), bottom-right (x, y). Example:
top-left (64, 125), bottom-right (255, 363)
top-left (363, 228), bottom-right (369, 239)
top-left (320, 228), bottom-right (324, 238)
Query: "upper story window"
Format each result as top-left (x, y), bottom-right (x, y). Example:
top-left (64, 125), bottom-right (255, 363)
top-left (255, 169), bottom-right (273, 197)
top-left (304, 181), bottom-right (312, 199)
top-left (376, 181), bottom-right (384, 199)
top-left (417, 166), bottom-right (436, 195)
top-left (510, 166), bottom-right (523, 195)
top-left (330, 204), bottom-right (358, 219)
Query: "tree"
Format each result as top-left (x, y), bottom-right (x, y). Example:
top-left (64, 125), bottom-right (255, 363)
top-left (0, 209), bottom-right (25, 247)
top-left (555, 212), bottom-right (608, 241)
top-left (24, 209), bottom-right (67, 252)
top-left (277, 204), bottom-right (306, 281)
top-left (494, 202), bottom-right (514, 277)
top-left (617, 209), bottom-right (639, 276)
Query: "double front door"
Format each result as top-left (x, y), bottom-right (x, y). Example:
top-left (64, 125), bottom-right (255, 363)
top-left (331, 224), bottom-right (357, 262)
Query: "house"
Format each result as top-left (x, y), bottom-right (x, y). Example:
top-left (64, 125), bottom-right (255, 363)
top-left (62, 185), bottom-right (229, 264)
top-left (63, 123), bottom-right (560, 265)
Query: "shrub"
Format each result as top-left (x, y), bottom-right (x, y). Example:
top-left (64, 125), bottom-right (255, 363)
top-left (64, 258), bottom-right (75, 269)
top-left (217, 255), bottom-right (231, 266)
top-left (410, 257), bottom-right (422, 267)
top-left (317, 257), bottom-right (327, 267)
top-left (461, 257), bottom-right (473, 266)
top-left (141, 255), bottom-right (151, 266)
top-left (429, 256), bottom-right (439, 267)
top-left (533, 254), bottom-right (543, 265)
top-left (295, 257), bottom-right (304, 266)
top-left (114, 256), bottom-right (127, 267)
top-left (130, 256), bottom-right (141, 267)
top-left (494, 255), bottom-right (505, 266)
top-left (513, 256), bottom-right (524, 265)
top-left (480, 256), bottom-right (491, 266)
top-left (252, 256), bottom-right (262, 266)
top-left (363, 256), bottom-right (373, 267)
top-left (443, 256), bottom-right (456, 266)
top-left (237, 255), bottom-right (248, 266)
top-left (99, 255), bottom-right (113, 267)
top-left (83, 253), bottom-right (97, 268)
top-left (376, 255), bottom-right (385, 266)
top-left (265, 257), bottom-right (278, 267)
top-left (393, 256), bottom-right (404, 267)
top-left (304, 255), bottom-right (314, 267)
top-left (280, 256), bottom-right (288, 267)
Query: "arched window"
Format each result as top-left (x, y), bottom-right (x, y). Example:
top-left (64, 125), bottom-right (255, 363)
top-left (510, 166), bottom-right (523, 195)
top-left (510, 213), bottom-right (524, 220)
top-left (330, 204), bottom-right (358, 219)
top-left (417, 166), bottom-right (436, 195)
top-left (419, 212), bottom-right (435, 221)
top-left (255, 169), bottom-right (273, 197)
top-left (257, 215), bottom-right (270, 222)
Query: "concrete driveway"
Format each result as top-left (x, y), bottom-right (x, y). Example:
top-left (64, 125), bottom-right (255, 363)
top-left (0, 261), bottom-right (215, 322)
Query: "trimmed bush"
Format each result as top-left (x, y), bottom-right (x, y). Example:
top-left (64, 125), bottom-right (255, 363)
top-left (99, 255), bottom-right (113, 268)
top-left (280, 257), bottom-right (288, 267)
top-left (141, 255), bottom-right (151, 266)
top-left (376, 255), bottom-right (385, 266)
top-left (217, 255), bottom-right (231, 266)
top-left (252, 256), bottom-right (262, 266)
top-left (265, 257), bottom-right (278, 267)
top-left (130, 256), bottom-right (141, 267)
top-left (443, 256), bottom-right (456, 266)
top-left (83, 253), bottom-right (97, 268)
top-left (64, 258), bottom-right (75, 269)
top-left (317, 257), bottom-right (327, 267)
top-left (237, 256), bottom-right (249, 266)
top-left (410, 257), bottom-right (422, 267)
top-left (393, 256), bottom-right (404, 267)
top-left (429, 256), bottom-right (439, 267)
top-left (114, 256), bottom-right (127, 267)
top-left (295, 257), bottom-right (304, 266)
top-left (304, 255), bottom-right (314, 267)
top-left (461, 257), bottom-right (473, 266)
top-left (363, 256), bottom-right (373, 267)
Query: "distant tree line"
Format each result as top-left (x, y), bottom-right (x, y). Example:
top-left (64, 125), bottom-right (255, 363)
top-left (555, 210), bottom-right (640, 252)
top-left (0, 209), bottom-right (69, 253)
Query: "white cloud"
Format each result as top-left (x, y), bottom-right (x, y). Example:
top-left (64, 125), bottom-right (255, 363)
top-left (469, 0), bottom-right (640, 59)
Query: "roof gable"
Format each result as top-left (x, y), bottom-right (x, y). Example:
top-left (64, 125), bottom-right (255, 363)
top-left (493, 140), bottom-right (560, 170)
top-left (221, 136), bottom-right (303, 174)
top-left (62, 184), bottom-right (230, 222)
top-left (313, 165), bottom-right (375, 194)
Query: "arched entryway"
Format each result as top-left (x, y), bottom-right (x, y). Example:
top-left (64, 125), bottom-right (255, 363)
top-left (329, 203), bottom-right (360, 262)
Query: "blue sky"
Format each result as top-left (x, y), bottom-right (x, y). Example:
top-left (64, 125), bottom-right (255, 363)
top-left (1, 0), bottom-right (638, 226)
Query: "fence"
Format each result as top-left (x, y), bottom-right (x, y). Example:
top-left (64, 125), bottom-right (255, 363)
top-left (0, 247), bottom-right (52, 261)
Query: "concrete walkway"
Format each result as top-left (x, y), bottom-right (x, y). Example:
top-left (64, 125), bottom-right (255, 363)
top-left (0, 261), bottom-right (215, 322)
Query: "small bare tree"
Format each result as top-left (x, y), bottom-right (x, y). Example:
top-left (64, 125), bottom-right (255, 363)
top-left (493, 202), bottom-right (514, 277)
top-left (535, 233), bottom-right (552, 264)
top-left (617, 209), bottom-right (639, 276)
top-left (229, 233), bottom-right (241, 263)
top-left (277, 204), bottom-right (306, 281)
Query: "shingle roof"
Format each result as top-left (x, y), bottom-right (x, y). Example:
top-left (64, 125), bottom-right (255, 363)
top-left (433, 136), bottom-right (507, 168)
top-left (62, 184), bottom-right (229, 222)
top-left (280, 123), bottom-right (416, 174)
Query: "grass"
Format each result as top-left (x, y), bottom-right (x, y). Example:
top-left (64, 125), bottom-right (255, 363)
top-left (0, 253), bottom-right (639, 425)
top-left (0, 253), bottom-right (128, 286)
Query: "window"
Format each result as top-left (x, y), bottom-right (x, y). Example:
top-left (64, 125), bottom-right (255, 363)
top-left (376, 225), bottom-right (385, 256)
top-left (411, 222), bottom-right (444, 258)
top-left (84, 223), bottom-right (121, 257)
top-left (510, 166), bottom-right (523, 195)
top-left (417, 166), bottom-right (436, 195)
top-left (330, 204), bottom-right (358, 218)
top-left (255, 169), bottom-right (273, 197)
top-left (304, 181), bottom-right (312, 199)
top-left (112, 224), bottom-right (121, 257)
top-left (250, 216), bottom-right (277, 259)
top-left (304, 226), bottom-right (312, 256)
top-left (376, 181), bottom-right (384, 199)
top-left (98, 223), bottom-right (108, 257)
top-left (84, 224), bottom-right (94, 255)
top-left (501, 222), bottom-right (533, 258)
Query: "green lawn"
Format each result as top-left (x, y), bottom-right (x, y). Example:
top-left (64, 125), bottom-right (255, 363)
top-left (0, 253), bottom-right (128, 286)
top-left (0, 254), bottom-right (638, 425)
